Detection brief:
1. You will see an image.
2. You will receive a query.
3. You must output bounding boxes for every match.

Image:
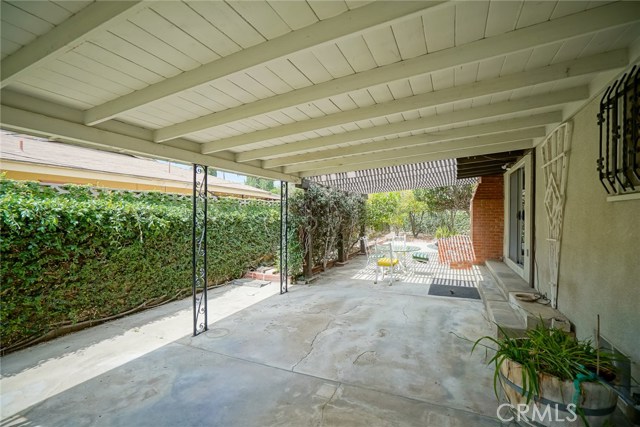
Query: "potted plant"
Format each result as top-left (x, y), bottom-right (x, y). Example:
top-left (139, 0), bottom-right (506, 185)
top-left (473, 323), bottom-right (619, 427)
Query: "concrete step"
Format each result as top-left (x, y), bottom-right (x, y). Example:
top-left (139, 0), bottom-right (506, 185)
top-left (507, 292), bottom-right (570, 332)
top-left (484, 260), bottom-right (570, 333)
top-left (486, 300), bottom-right (528, 338)
top-left (485, 260), bottom-right (533, 299)
top-left (477, 267), bottom-right (527, 338)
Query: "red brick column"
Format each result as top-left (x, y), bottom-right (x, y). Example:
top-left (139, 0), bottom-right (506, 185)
top-left (470, 175), bottom-right (504, 264)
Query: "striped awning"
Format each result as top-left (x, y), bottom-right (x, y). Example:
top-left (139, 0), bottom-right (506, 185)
top-left (309, 159), bottom-right (476, 194)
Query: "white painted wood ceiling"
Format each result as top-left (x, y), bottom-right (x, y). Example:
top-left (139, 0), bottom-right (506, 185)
top-left (1, 0), bottom-right (639, 192)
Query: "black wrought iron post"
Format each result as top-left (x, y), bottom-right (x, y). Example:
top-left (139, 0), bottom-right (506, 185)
top-left (192, 164), bottom-right (208, 336)
top-left (279, 181), bottom-right (289, 294)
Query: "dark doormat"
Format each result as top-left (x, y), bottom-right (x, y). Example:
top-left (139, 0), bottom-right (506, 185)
top-left (428, 284), bottom-right (481, 300)
top-left (431, 278), bottom-right (476, 287)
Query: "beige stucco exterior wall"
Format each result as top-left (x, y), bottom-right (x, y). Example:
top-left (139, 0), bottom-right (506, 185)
top-left (534, 95), bottom-right (639, 378)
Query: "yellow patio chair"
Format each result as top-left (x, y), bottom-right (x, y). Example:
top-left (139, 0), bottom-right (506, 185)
top-left (374, 242), bottom-right (399, 285)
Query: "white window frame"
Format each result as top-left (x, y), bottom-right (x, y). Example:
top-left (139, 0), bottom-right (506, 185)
top-left (503, 153), bottom-right (533, 284)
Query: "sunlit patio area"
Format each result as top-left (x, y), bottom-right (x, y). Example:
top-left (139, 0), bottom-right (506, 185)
top-left (2, 251), bottom-right (504, 427)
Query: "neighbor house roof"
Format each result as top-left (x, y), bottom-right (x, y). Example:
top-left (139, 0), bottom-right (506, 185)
top-left (0, 132), bottom-right (279, 199)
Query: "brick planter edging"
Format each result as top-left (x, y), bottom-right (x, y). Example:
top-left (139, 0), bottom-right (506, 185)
top-left (244, 270), bottom-right (291, 282)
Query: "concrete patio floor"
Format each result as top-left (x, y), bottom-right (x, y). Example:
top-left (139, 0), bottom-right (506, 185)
top-left (2, 252), bottom-right (506, 426)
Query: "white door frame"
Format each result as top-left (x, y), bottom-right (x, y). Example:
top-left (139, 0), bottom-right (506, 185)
top-left (503, 153), bottom-right (533, 284)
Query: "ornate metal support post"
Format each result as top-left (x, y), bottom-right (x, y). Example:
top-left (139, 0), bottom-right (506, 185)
top-left (359, 194), bottom-right (367, 254)
top-left (192, 164), bottom-right (208, 336)
top-left (279, 181), bottom-right (289, 294)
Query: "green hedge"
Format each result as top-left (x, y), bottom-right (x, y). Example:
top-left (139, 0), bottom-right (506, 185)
top-left (0, 179), bottom-right (280, 351)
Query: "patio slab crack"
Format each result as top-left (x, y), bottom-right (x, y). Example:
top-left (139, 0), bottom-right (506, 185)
top-left (338, 302), bottom-right (363, 317)
top-left (402, 305), bottom-right (409, 323)
top-left (352, 350), bottom-right (375, 365)
top-left (291, 319), bottom-right (333, 371)
top-left (318, 384), bottom-right (340, 426)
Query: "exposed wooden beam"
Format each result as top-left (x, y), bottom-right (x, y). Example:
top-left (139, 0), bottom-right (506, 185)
top-left (163, 2), bottom-right (639, 142)
top-left (1, 1), bottom-right (145, 88)
top-left (0, 105), bottom-right (300, 183)
top-left (289, 128), bottom-right (545, 174)
top-left (83, 1), bottom-right (446, 126)
top-left (458, 164), bottom-right (510, 174)
top-left (457, 152), bottom-right (524, 165)
top-left (263, 112), bottom-right (561, 168)
top-left (299, 139), bottom-right (536, 178)
top-left (213, 47), bottom-right (624, 157)
top-left (237, 86), bottom-right (585, 162)
top-left (457, 167), bottom-right (507, 179)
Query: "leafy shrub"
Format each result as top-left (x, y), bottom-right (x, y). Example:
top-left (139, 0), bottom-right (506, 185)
top-left (289, 184), bottom-right (365, 272)
top-left (435, 225), bottom-right (456, 239)
top-left (0, 179), bottom-right (279, 351)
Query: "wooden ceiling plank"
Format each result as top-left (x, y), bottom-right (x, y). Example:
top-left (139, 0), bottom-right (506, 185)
top-left (392, 15), bottom-right (427, 60)
top-left (208, 48), bottom-right (614, 156)
top-left (268, 1), bottom-right (318, 31)
top-left (158, 2), bottom-right (639, 142)
top-left (84, 1), bottom-right (445, 125)
top-left (262, 112), bottom-right (560, 168)
top-left (455, 1), bottom-right (490, 45)
top-left (282, 127), bottom-right (545, 173)
top-left (298, 139), bottom-right (535, 177)
top-left (1, 1), bottom-right (145, 88)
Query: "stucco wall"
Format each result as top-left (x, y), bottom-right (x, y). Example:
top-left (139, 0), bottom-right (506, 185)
top-left (534, 95), bottom-right (640, 378)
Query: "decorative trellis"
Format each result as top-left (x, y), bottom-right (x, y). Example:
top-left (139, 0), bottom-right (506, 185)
top-left (541, 122), bottom-right (573, 309)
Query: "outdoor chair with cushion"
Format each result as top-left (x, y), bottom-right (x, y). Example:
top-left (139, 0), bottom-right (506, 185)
top-left (412, 251), bottom-right (430, 263)
top-left (374, 242), bottom-right (399, 285)
top-left (362, 237), bottom-right (400, 285)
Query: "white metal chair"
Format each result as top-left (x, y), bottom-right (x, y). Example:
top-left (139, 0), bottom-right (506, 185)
top-left (374, 241), bottom-right (399, 285)
top-left (392, 233), bottom-right (406, 246)
top-left (362, 237), bottom-right (381, 267)
top-left (391, 234), bottom-right (409, 272)
top-left (362, 237), bottom-right (398, 284)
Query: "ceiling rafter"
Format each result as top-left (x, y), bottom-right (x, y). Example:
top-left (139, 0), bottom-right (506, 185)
top-left (299, 139), bottom-right (535, 178)
top-left (264, 112), bottom-right (561, 169)
top-left (290, 127), bottom-right (544, 174)
top-left (158, 2), bottom-right (639, 143)
top-left (82, 1), bottom-right (446, 126)
top-left (245, 87), bottom-right (587, 164)
top-left (1, 1), bottom-right (145, 89)
top-left (213, 49), bottom-right (625, 158)
top-left (0, 104), bottom-right (300, 183)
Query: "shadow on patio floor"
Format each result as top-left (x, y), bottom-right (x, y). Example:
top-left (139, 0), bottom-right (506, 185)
top-left (2, 248), bottom-right (507, 427)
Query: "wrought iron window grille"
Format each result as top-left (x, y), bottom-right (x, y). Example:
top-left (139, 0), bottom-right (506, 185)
top-left (597, 65), bottom-right (639, 194)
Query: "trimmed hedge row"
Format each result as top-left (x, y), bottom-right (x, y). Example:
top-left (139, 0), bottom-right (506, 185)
top-left (0, 179), bottom-right (280, 351)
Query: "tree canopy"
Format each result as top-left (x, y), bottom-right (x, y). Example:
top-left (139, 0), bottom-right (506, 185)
top-left (365, 184), bottom-right (475, 237)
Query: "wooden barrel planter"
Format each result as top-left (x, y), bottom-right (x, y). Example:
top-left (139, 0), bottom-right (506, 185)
top-left (499, 359), bottom-right (618, 427)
